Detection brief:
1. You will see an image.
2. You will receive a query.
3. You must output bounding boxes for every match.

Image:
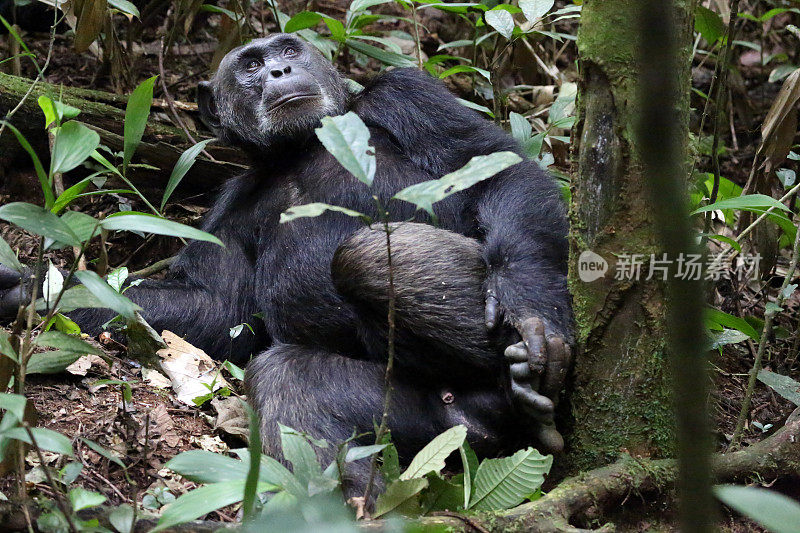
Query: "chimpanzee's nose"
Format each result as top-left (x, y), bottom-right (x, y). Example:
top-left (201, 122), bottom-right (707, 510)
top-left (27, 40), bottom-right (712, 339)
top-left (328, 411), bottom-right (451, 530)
top-left (268, 65), bottom-right (292, 79)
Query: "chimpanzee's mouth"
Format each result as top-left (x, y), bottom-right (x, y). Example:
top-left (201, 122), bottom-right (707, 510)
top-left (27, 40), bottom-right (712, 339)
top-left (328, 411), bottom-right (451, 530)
top-left (268, 93), bottom-right (320, 111)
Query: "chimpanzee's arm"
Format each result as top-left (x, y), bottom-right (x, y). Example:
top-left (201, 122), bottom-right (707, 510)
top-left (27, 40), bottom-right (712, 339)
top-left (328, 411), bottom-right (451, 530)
top-left (71, 177), bottom-right (266, 361)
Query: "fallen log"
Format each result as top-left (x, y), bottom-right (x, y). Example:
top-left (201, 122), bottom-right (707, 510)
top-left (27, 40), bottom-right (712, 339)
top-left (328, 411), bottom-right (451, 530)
top-left (0, 72), bottom-right (246, 195)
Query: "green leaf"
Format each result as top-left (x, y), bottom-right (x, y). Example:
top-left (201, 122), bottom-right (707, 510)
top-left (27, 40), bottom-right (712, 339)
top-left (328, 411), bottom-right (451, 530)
top-left (279, 424), bottom-right (322, 488)
top-left (691, 194), bottom-right (792, 215)
top-left (52, 178), bottom-right (91, 213)
top-left (109, 0), bottom-right (140, 17)
top-left (349, 0), bottom-right (392, 15)
top-left (345, 444), bottom-right (387, 462)
top-left (80, 438), bottom-right (125, 468)
top-left (715, 485), bottom-right (800, 533)
top-left (519, 0), bottom-right (554, 21)
top-left (69, 487), bottom-right (106, 512)
top-left (52, 313), bottom-right (81, 335)
top-left (314, 112), bottom-right (376, 186)
top-left (106, 267), bottom-right (129, 293)
top-left (485, 9), bottom-right (514, 39)
top-left (0, 121), bottom-right (54, 208)
top-left (223, 360), bottom-right (244, 380)
top-left (61, 211), bottom-right (101, 242)
top-left (695, 5), bottom-right (725, 44)
top-left (373, 478), bottom-right (428, 518)
top-left (36, 285), bottom-right (105, 313)
top-left (705, 308), bottom-right (760, 341)
top-left (439, 65), bottom-right (491, 82)
top-left (38, 96), bottom-right (81, 129)
top-left (74, 270), bottom-right (140, 319)
top-left (51, 121), bottom-right (101, 175)
top-left (284, 11), bottom-right (322, 32)
top-left (151, 480), bottom-right (269, 532)
top-left (123, 76), bottom-right (158, 175)
top-left (0, 234), bottom-right (23, 272)
top-left (166, 450), bottom-right (251, 483)
top-left (345, 39), bottom-right (417, 67)
top-left (101, 214), bottom-right (223, 246)
top-left (161, 140), bottom-right (214, 211)
top-left (34, 331), bottom-right (102, 355)
top-left (469, 447), bottom-right (552, 510)
top-left (394, 152), bottom-right (522, 216)
top-left (280, 202), bottom-right (366, 224)
top-left (457, 98), bottom-right (494, 117)
top-left (0, 331), bottom-right (19, 363)
top-left (400, 425), bottom-right (467, 480)
top-left (757, 369), bottom-right (800, 406)
top-left (2, 426), bottom-right (74, 457)
top-left (709, 328), bottom-right (750, 350)
top-left (0, 202), bottom-right (80, 247)
top-left (26, 351), bottom-right (82, 375)
top-left (109, 504), bottom-right (135, 533)
top-left (0, 393), bottom-right (27, 424)
top-left (460, 441), bottom-right (478, 509)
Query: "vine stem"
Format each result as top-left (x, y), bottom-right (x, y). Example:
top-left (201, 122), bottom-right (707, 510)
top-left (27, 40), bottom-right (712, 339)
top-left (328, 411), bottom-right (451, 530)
top-left (730, 212), bottom-right (800, 449)
top-left (362, 214), bottom-right (397, 507)
top-left (410, 1), bottom-right (423, 69)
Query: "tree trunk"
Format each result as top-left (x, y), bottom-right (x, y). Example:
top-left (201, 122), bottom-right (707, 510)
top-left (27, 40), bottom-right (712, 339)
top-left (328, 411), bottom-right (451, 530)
top-left (565, 0), bottom-right (693, 470)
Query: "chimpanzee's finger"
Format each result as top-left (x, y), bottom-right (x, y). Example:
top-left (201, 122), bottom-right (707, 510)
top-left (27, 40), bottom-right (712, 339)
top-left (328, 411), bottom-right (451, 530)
top-left (504, 342), bottom-right (528, 362)
top-left (509, 361), bottom-right (531, 381)
top-left (540, 337), bottom-right (570, 402)
top-left (534, 421), bottom-right (565, 453)
top-left (484, 292), bottom-right (500, 329)
top-left (511, 382), bottom-right (554, 414)
top-left (0, 265), bottom-right (21, 289)
top-left (519, 318), bottom-right (546, 373)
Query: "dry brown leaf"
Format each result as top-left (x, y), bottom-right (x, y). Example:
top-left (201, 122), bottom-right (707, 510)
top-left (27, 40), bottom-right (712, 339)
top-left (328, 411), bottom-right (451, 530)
top-left (190, 434), bottom-right (228, 454)
top-left (142, 404), bottom-right (181, 448)
top-left (758, 67), bottom-right (800, 172)
top-left (142, 368), bottom-right (171, 389)
top-left (73, 0), bottom-right (108, 53)
top-left (211, 396), bottom-right (248, 438)
top-left (66, 354), bottom-right (107, 376)
top-left (158, 331), bottom-right (229, 405)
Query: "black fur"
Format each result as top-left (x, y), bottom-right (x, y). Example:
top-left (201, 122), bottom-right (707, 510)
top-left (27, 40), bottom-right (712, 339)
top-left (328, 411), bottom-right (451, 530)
top-left (64, 35), bottom-right (570, 496)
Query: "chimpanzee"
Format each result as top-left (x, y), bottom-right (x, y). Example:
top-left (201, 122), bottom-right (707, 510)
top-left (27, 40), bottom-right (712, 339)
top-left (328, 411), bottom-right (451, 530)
top-left (0, 33), bottom-right (572, 497)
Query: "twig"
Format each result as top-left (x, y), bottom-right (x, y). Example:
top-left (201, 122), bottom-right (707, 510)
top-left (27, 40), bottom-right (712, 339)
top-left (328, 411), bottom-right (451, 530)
top-left (409, 2), bottom-right (424, 70)
top-left (730, 211), bottom-right (800, 448)
top-left (130, 256), bottom-right (175, 278)
top-left (23, 425), bottom-right (79, 533)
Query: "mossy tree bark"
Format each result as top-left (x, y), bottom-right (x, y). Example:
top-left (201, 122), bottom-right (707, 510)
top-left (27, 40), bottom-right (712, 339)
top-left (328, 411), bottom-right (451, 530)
top-left (565, 0), bottom-right (693, 470)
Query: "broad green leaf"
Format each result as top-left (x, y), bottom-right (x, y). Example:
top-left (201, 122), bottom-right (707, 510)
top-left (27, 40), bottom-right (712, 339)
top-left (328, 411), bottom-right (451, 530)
top-left (160, 140), bottom-right (214, 211)
top-left (549, 82), bottom-right (577, 124)
top-left (709, 328), bottom-right (750, 350)
top-left (223, 360), bottom-right (244, 381)
top-left (485, 9), bottom-right (514, 39)
top-left (0, 331), bottom-right (18, 363)
top-left (51, 121), bottom-right (101, 175)
top-left (166, 450), bottom-right (251, 483)
top-left (38, 96), bottom-right (81, 129)
top-left (705, 308), bottom-right (760, 341)
top-left (74, 270), bottom-right (140, 319)
top-left (73, 0), bottom-right (107, 53)
top-left (36, 285), bottom-right (105, 313)
top-left (243, 402), bottom-right (262, 520)
top-left (0, 234), bottom-right (22, 272)
top-left (459, 441), bottom-right (478, 510)
top-left (61, 211), bottom-right (101, 242)
top-left (107, 267), bottom-right (129, 293)
top-left (469, 447), bottom-right (552, 510)
top-left (315, 112), bottom-right (375, 186)
top-left (345, 39), bottom-right (417, 67)
top-left (349, 0), bottom-right (392, 15)
top-left (345, 444), bottom-right (387, 462)
top-left (0, 393), bottom-right (26, 424)
top-left (233, 449), bottom-right (307, 497)
top-left (2, 426), bottom-right (74, 457)
top-left (80, 438), bottom-right (125, 468)
top-left (323, 16), bottom-right (347, 42)
top-left (101, 214), bottom-right (223, 246)
top-left (509, 112), bottom-right (533, 145)
top-left (52, 313), bottom-right (81, 335)
top-left (109, 504), bottom-right (134, 533)
top-left (109, 0), bottom-right (140, 17)
top-left (151, 480), bottom-right (272, 532)
top-left (691, 194), bottom-right (792, 215)
top-left (123, 76), bottom-right (158, 174)
top-left (457, 98), bottom-right (494, 117)
top-left (394, 152), bottom-right (522, 216)
top-left (439, 65), bottom-right (491, 82)
top-left (418, 3), bottom-right (484, 15)
top-left (373, 478), bottom-right (428, 518)
top-left (400, 425), bottom-right (467, 480)
top-left (284, 11), bottom-right (322, 32)
top-left (0, 122), bottom-right (53, 208)
top-left (0, 202), bottom-right (80, 247)
top-left (695, 5), bottom-right (725, 44)
top-left (61, 461), bottom-right (84, 484)
top-left (52, 178), bottom-right (91, 213)
top-left (519, 0), bottom-right (554, 21)
top-left (757, 369), bottom-right (800, 406)
top-left (715, 485), bottom-right (800, 533)
top-left (279, 424), bottom-right (322, 487)
top-left (26, 350), bottom-right (82, 375)
top-left (34, 331), bottom-right (101, 355)
top-left (280, 202), bottom-right (366, 223)
top-left (69, 487), bottom-right (106, 512)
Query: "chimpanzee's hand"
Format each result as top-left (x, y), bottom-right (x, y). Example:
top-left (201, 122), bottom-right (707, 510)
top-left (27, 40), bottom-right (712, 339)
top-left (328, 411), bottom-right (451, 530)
top-left (0, 264), bottom-right (26, 319)
top-left (485, 294), bottom-right (572, 452)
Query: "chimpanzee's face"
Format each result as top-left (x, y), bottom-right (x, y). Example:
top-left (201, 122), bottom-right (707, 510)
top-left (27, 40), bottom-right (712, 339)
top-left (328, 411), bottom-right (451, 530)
top-left (198, 34), bottom-right (348, 152)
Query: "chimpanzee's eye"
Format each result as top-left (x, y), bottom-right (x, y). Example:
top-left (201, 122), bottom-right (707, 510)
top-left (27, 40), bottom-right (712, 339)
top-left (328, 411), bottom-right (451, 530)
top-left (284, 47), bottom-right (298, 57)
top-left (246, 59), bottom-right (262, 72)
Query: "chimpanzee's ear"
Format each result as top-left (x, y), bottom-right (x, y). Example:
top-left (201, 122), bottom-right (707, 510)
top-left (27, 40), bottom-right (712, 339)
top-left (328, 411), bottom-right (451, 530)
top-left (197, 81), bottom-right (221, 130)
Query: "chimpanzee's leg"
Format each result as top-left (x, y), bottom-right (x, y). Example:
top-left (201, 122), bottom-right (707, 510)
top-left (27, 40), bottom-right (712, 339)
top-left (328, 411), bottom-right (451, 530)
top-left (244, 343), bottom-right (508, 498)
top-left (331, 222), bottom-right (563, 451)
